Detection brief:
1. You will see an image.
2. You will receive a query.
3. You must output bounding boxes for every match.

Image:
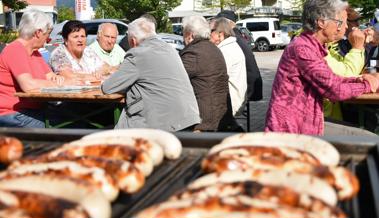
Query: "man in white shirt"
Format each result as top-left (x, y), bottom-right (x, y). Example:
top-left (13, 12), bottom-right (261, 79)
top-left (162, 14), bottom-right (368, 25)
top-left (209, 17), bottom-right (247, 116)
top-left (90, 23), bottom-right (126, 67)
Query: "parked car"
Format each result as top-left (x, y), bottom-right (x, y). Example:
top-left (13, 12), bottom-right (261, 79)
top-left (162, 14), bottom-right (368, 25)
top-left (156, 33), bottom-right (184, 51)
top-left (280, 22), bottom-right (302, 48)
top-left (236, 18), bottom-right (282, 52)
top-left (172, 23), bottom-right (183, 36)
top-left (236, 26), bottom-right (255, 49)
top-left (49, 19), bottom-right (128, 46)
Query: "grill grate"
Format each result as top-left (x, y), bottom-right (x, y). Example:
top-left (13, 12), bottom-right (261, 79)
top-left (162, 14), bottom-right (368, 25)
top-left (0, 129), bottom-right (378, 218)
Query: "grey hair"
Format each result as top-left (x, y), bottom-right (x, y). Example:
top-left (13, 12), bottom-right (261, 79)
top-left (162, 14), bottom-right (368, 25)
top-left (128, 18), bottom-right (156, 43)
top-left (182, 15), bottom-right (210, 40)
top-left (302, 0), bottom-right (348, 32)
top-left (210, 17), bottom-right (235, 38)
top-left (18, 9), bottom-right (53, 39)
top-left (98, 23), bottom-right (118, 35)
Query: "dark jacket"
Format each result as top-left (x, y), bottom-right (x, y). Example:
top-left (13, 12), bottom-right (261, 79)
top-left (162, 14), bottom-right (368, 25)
top-left (180, 38), bottom-right (232, 131)
top-left (118, 34), bottom-right (130, 52)
top-left (234, 27), bottom-right (263, 101)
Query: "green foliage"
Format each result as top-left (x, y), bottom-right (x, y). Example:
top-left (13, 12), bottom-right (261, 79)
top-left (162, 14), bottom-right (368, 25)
top-left (0, 31), bottom-right (17, 43)
top-left (348, 0), bottom-right (377, 19)
top-left (95, 0), bottom-right (181, 32)
top-left (2, 0), bottom-right (28, 11)
top-left (57, 6), bottom-right (75, 23)
top-left (290, 0), bottom-right (305, 11)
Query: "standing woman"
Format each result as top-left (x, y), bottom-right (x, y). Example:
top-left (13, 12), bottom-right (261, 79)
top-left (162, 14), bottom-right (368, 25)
top-left (265, 0), bottom-right (379, 135)
top-left (49, 20), bottom-right (112, 81)
top-left (0, 9), bottom-right (68, 128)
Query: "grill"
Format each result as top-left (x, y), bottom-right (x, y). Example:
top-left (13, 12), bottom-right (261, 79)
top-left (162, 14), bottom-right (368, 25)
top-left (0, 128), bottom-right (379, 218)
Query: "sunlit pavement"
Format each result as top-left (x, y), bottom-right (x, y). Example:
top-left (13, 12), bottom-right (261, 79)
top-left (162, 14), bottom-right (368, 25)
top-left (248, 49), bottom-right (283, 132)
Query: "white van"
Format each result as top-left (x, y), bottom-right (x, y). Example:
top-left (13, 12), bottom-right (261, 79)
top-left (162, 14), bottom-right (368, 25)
top-left (236, 18), bottom-right (282, 52)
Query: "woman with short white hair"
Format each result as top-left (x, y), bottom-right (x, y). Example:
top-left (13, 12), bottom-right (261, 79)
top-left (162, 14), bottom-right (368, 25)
top-left (0, 9), bottom-right (72, 128)
top-left (265, 0), bottom-right (379, 135)
top-left (209, 17), bottom-right (247, 116)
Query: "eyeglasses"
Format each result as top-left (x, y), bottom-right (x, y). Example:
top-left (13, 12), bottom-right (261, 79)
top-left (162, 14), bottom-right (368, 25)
top-left (327, 18), bottom-right (344, 28)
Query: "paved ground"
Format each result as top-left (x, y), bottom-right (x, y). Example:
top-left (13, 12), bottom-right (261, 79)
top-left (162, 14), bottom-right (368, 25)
top-left (248, 49), bottom-right (283, 132)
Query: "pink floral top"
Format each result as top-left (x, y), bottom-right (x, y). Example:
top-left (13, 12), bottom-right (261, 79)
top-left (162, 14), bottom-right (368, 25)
top-left (265, 32), bottom-right (371, 135)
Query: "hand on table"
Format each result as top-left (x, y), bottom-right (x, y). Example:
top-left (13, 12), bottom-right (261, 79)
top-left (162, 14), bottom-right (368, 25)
top-left (362, 73), bottom-right (379, 92)
top-left (47, 73), bottom-right (65, 86)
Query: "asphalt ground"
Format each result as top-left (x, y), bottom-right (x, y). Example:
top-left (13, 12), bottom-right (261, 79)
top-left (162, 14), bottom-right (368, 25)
top-left (244, 49), bottom-right (283, 132)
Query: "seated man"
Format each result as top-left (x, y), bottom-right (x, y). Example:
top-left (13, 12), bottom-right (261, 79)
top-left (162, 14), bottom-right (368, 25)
top-left (0, 10), bottom-right (73, 128)
top-left (89, 23), bottom-right (126, 67)
top-left (101, 18), bottom-right (201, 131)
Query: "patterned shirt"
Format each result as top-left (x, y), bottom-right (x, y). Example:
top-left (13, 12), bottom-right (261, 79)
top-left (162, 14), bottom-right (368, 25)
top-left (49, 44), bottom-right (105, 74)
top-left (265, 32), bottom-right (371, 135)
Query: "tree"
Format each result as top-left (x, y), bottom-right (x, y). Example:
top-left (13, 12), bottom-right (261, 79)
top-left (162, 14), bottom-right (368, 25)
top-left (2, 0), bottom-right (27, 11)
top-left (57, 6), bottom-right (75, 23)
top-left (348, 0), bottom-right (377, 20)
top-left (95, 0), bottom-right (181, 32)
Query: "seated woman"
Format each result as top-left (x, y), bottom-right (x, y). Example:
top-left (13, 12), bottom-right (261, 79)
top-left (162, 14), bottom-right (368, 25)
top-left (265, 0), bottom-right (379, 135)
top-left (0, 9), bottom-right (75, 128)
top-left (49, 20), bottom-right (113, 82)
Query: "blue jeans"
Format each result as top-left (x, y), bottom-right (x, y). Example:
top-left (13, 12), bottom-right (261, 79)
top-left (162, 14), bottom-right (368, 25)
top-left (0, 110), bottom-right (45, 128)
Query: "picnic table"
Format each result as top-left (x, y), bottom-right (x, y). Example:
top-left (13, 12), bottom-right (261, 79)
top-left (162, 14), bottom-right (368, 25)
top-left (15, 88), bottom-right (124, 128)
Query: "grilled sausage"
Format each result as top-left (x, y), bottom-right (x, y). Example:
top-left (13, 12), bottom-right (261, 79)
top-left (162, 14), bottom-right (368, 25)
top-left (0, 161), bottom-right (119, 201)
top-left (189, 169), bottom-right (338, 206)
top-left (0, 190), bottom-right (89, 218)
top-left (170, 181), bottom-right (345, 218)
top-left (66, 137), bottom-right (164, 166)
top-left (202, 146), bottom-right (359, 200)
top-left (212, 132), bottom-right (340, 166)
top-left (0, 136), bottom-right (23, 164)
top-left (82, 128), bottom-right (182, 159)
top-left (11, 155), bottom-right (146, 194)
top-left (135, 195), bottom-right (343, 218)
top-left (48, 144), bottom-right (154, 176)
top-left (0, 175), bottom-right (111, 218)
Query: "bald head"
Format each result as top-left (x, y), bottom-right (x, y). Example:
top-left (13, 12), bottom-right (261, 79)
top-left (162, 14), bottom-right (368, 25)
top-left (97, 23), bottom-right (118, 52)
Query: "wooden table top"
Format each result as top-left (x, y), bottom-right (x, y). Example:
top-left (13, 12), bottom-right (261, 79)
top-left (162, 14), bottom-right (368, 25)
top-left (345, 93), bottom-right (379, 104)
top-left (15, 90), bottom-right (125, 103)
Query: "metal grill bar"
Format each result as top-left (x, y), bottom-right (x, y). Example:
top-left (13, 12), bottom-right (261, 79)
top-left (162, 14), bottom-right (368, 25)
top-left (0, 129), bottom-right (378, 218)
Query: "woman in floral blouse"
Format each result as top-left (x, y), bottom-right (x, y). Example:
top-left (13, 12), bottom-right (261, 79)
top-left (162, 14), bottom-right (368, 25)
top-left (49, 20), bottom-right (112, 81)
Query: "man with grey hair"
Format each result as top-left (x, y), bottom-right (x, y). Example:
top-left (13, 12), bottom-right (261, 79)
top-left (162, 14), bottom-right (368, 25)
top-left (210, 17), bottom-right (247, 117)
top-left (90, 23), bottom-right (126, 67)
top-left (102, 18), bottom-right (201, 131)
top-left (180, 15), bottom-right (237, 131)
top-left (0, 9), bottom-right (73, 128)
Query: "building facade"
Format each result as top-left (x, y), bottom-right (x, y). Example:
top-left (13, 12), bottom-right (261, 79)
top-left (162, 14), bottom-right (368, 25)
top-left (169, 0), bottom-right (301, 22)
top-left (1, 0), bottom-right (57, 30)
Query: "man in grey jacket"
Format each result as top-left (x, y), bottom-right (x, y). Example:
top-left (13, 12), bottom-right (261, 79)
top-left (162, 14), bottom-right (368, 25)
top-left (101, 18), bottom-right (200, 131)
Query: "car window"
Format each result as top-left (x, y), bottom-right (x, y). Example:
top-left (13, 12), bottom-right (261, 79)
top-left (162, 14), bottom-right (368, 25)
top-left (116, 23), bottom-right (128, 35)
top-left (85, 23), bottom-right (100, 35)
top-left (246, 22), bottom-right (269, 31)
top-left (236, 23), bottom-right (242, 27)
top-left (281, 26), bottom-right (288, 32)
top-left (274, 21), bottom-right (280, 30)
